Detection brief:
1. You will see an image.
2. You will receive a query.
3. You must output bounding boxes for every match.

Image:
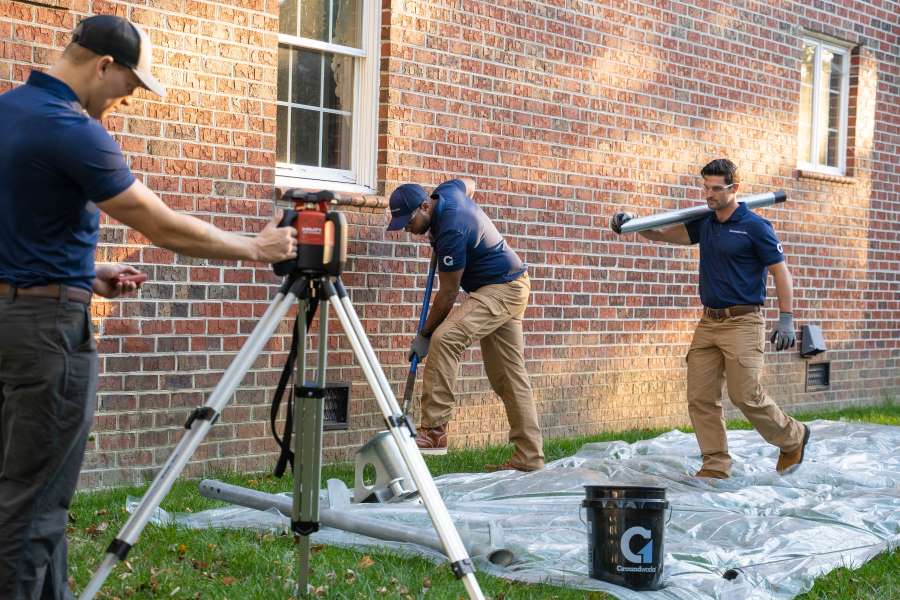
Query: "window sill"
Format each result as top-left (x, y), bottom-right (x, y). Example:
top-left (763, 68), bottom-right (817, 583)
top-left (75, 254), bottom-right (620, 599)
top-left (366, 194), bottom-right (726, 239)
top-left (796, 169), bottom-right (857, 185)
top-left (273, 183), bottom-right (387, 211)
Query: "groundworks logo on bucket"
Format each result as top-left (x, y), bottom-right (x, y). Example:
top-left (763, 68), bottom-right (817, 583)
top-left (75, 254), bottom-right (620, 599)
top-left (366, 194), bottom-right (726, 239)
top-left (617, 526), bottom-right (657, 573)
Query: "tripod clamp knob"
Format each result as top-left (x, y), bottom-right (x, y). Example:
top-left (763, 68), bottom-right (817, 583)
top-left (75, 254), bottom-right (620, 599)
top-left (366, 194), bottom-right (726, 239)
top-left (184, 406), bottom-right (219, 429)
top-left (387, 414), bottom-right (417, 437)
top-left (450, 558), bottom-right (474, 578)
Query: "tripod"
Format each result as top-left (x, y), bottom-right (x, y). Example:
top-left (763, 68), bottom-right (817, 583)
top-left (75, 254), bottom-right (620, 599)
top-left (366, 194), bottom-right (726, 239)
top-left (80, 273), bottom-right (485, 599)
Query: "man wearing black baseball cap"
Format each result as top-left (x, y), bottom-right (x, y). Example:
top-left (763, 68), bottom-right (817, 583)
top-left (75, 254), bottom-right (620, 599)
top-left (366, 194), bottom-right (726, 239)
top-left (0, 15), bottom-right (296, 599)
top-left (387, 178), bottom-right (544, 473)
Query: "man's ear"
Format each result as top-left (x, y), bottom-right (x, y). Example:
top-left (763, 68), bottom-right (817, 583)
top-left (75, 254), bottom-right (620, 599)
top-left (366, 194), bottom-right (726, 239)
top-left (420, 200), bottom-right (431, 214)
top-left (731, 182), bottom-right (741, 194)
top-left (95, 55), bottom-right (115, 80)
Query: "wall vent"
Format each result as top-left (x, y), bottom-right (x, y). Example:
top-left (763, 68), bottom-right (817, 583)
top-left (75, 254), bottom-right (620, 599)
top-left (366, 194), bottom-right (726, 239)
top-left (805, 362), bottom-right (831, 391)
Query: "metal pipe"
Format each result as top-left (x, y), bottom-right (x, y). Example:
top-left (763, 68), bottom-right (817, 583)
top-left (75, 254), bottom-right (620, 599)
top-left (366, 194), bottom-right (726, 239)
top-left (618, 190), bottom-right (786, 234)
top-left (199, 479), bottom-right (514, 567)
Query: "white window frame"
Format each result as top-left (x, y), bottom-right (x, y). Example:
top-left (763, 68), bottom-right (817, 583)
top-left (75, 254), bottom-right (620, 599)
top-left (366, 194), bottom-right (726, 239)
top-left (797, 34), bottom-right (853, 176)
top-left (275, 0), bottom-right (380, 194)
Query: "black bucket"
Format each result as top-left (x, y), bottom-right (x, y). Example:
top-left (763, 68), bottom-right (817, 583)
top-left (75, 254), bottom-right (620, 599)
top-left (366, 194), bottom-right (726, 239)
top-left (582, 485), bottom-right (668, 590)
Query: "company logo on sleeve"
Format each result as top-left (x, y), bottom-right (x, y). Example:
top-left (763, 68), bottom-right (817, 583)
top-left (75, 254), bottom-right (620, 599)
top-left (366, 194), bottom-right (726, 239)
top-left (443, 255), bottom-right (454, 266)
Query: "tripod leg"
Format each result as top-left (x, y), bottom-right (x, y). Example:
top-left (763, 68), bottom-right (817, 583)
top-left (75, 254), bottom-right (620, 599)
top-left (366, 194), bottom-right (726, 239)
top-left (292, 293), bottom-right (327, 596)
top-left (322, 280), bottom-right (485, 600)
top-left (79, 290), bottom-right (299, 600)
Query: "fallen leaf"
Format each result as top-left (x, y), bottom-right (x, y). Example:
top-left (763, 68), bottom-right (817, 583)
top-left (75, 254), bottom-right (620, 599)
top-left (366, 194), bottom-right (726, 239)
top-left (84, 522), bottom-right (109, 537)
top-left (222, 576), bottom-right (236, 585)
top-left (176, 544), bottom-right (187, 556)
top-left (357, 555), bottom-right (375, 569)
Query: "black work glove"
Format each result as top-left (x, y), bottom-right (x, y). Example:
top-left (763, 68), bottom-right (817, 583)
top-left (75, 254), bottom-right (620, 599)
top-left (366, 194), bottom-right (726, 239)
top-left (610, 212), bottom-right (634, 235)
top-left (770, 312), bottom-right (796, 351)
top-left (408, 332), bottom-right (431, 361)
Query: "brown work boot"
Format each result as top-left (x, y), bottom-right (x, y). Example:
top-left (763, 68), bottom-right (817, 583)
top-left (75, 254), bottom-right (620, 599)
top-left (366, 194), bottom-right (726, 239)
top-left (415, 425), bottom-right (448, 455)
top-left (694, 468), bottom-right (729, 479)
top-left (776, 423), bottom-right (811, 474)
top-left (484, 461), bottom-right (542, 473)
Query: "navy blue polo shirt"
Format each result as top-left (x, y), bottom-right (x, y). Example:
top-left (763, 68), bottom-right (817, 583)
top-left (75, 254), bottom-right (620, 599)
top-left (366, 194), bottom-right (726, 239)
top-left (685, 202), bottom-right (785, 309)
top-left (429, 179), bottom-right (526, 293)
top-left (0, 71), bottom-right (135, 291)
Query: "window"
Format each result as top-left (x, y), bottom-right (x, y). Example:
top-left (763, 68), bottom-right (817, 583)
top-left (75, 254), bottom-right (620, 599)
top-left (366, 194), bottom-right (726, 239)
top-left (797, 36), bottom-right (852, 175)
top-left (276, 0), bottom-right (380, 192)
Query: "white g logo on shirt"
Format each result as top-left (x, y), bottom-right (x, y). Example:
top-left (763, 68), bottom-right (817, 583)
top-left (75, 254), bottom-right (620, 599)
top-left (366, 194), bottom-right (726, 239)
top-left (777, 243), bottom-right (784, 254)
top-left (443, 256), bottom-right (454, 266)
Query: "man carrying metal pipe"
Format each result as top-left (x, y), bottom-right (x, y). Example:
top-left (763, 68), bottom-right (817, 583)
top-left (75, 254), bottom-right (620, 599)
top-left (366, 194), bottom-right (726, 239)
top-left (386, 178), bottom-right (544, 472)
top-left (610, 159), bottom-right (810, 479)
top-left (0, 16), bottom-right (295, 600)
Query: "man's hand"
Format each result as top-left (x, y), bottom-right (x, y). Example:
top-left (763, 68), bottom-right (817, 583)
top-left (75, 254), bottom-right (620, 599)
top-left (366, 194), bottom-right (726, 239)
top-left (770, 312), bottom-right (796, 351)
top-left (408, 332), bottom-right (431, 361)
top-left (610, 212), bottom-right (634, 235)
top-left (93, 263), bottom-right (143, 298)
top-left (253, 210), bottom-right (297, 263)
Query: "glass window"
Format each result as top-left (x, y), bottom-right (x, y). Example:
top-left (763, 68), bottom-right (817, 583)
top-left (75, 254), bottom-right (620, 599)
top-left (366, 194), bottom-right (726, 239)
top-left (276, 0), bottom-right (377, 189)
top-left (797, 37), bottom-right (851, 174)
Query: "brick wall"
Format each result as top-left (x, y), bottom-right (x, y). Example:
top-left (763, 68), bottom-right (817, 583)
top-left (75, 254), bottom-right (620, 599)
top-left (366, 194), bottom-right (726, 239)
top-left (1, 0), bottom-right (897, 489)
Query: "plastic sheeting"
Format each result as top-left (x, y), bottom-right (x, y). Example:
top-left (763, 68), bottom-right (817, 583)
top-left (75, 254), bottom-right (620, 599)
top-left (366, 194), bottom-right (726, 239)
top-left (145, 420), bottom-right (900, 599)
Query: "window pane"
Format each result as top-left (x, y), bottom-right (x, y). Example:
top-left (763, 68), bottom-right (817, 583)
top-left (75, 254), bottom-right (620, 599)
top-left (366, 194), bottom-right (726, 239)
top-left (276, 105), bottom-right (288, 162)
top-left (798, 44), bottom-right (815, 163)
top-left (277, 46), bottom-right (290, 102)
top-left (814, 49), bottom-right (834, 165)
top-left (826, 129), bottom-right (839, 167)
top-left (826, 53), bottom-right (843, 168)
top-left (323, 53), bottom-right (354, 111)
top-left (332, 0), bottom-right (362, 48)
top-left (278, 0), bottom-right (298, 35)
top-left (300, 0), bottom-right (328, 41)
top-left (322, 112), bottom-right (351, 169)
top-left (291, 107), bottom-right (320, 166)
top-left (291, 48), bottom-right (322, 107)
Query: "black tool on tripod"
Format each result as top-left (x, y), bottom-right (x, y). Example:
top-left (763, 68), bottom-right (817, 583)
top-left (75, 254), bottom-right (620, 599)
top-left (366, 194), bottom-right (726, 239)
top-left (80, 189), bottom-right (485, 600)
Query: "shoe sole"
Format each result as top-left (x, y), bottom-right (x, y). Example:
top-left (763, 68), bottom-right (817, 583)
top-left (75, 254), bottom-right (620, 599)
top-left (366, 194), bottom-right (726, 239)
top-left (418, 447), bottom-right (448, 455)
top-left (797, 424), bottom-right (811, 463)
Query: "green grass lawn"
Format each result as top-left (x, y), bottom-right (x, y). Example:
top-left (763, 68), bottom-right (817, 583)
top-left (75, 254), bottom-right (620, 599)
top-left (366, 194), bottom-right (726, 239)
top-left (70, 402), bottom-right (900, 599)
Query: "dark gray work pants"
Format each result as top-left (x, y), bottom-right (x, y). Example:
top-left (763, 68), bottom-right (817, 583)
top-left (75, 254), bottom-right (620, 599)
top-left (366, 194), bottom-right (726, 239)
top-left (0, 292), bottom-right (97, 600)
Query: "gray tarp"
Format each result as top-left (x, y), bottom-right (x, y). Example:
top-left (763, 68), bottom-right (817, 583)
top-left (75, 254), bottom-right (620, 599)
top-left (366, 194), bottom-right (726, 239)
top-left (139, 420), bottom-right (899, 599)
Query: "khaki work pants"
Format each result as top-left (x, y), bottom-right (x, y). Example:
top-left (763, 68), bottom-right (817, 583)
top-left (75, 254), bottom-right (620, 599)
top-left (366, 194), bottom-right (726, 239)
top-left (421, 273), bottom-right (544, 469)
top-left (687, 312), bottom-right (805, 475)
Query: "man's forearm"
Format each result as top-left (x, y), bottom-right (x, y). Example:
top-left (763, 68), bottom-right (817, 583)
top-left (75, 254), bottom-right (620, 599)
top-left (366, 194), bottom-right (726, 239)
top-left (639, 229), bottom-right (665, 242)
top-left (152, 215), bottom-right (259, 261)
top-left (422, 291), bottom-right (456, 336)
top-left (772, 268), bottom-right (794, 313)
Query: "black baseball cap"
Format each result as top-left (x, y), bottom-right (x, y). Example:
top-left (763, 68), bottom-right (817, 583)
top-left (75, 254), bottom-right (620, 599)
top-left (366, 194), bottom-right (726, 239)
top-left (387, 183), bottom-right (428, 231)
top-left (72, 15), bottom-right (166, 97)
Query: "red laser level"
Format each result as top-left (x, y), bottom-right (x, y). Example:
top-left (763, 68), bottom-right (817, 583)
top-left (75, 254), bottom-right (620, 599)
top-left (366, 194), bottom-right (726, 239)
top-left (274, 189), bottom-right (348, 277)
